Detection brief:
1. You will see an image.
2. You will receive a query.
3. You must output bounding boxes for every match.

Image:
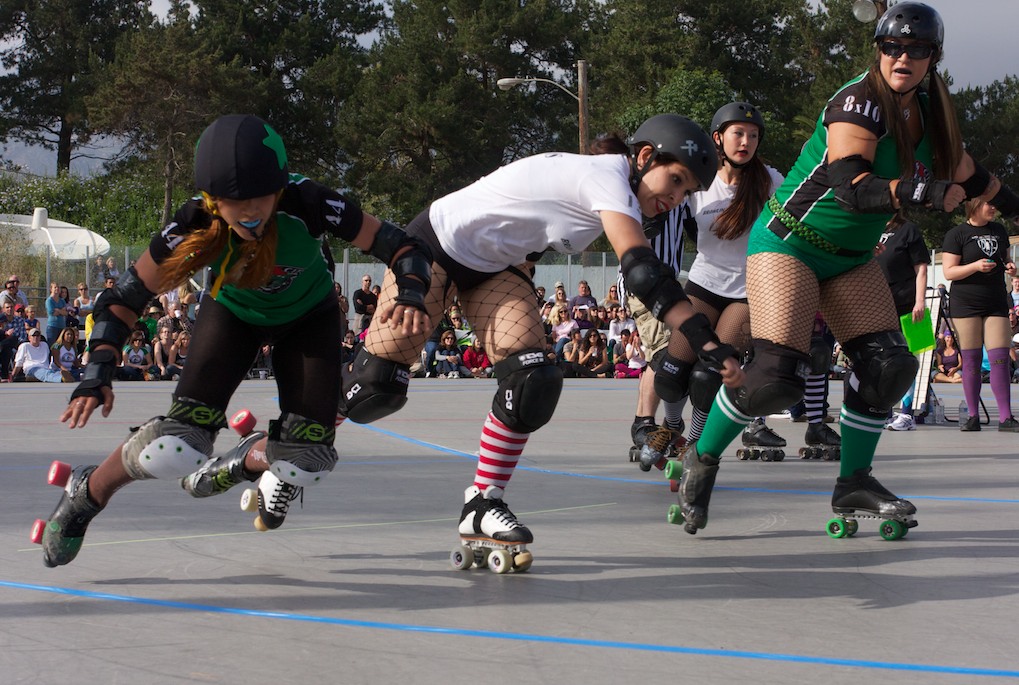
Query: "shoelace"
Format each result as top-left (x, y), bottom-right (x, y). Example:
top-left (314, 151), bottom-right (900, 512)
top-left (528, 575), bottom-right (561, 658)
top-left (645, 426), bottom-right (675, 453)
top-left (266, 481), bottom-right (303, 516)
top-left (486, 499), bottom-right (520, 529)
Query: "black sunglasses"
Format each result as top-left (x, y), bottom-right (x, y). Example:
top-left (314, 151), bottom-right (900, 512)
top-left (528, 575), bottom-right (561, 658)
top-left (879, 41), bottom-right (934, 60)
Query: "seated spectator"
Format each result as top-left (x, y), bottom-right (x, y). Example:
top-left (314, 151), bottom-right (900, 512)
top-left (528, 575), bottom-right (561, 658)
top-left (593, 305), bottom-right (611, 331)
top-left (341, 329), bottom-right (359, 365)
top-left (608, 307), bottom-right (635, 360)
top-left (573, 305), bottom-right (595, 332)
top-left (152, 328), bottom-right (183, 380)
top-left (561, 329), bottom-right (594, 377)
top-left (174, 331), bottom-right (191, 368)
top-left (580, 328), bottom-right (612, 378)
top-left (462, 338), bottom-right (493, 378)
top-left (448, 307), bottom-right (476, 348)
top-left (142, 305), bottom-right (162, 342)
top-left (22, 305), bottom-right (40, 336)
top-left (568, 279), bottom-right (598, 311)
top-left (118, 331), bottom-right (157, 381)
top-left (601, 285), bottom-right (621, 308)
top-left (609, 328), bottom-right (631, 366)
top-left (933, 330), bottom-right (962, 383)
top-left (550, 305), bottom-right (578, 359)
top-left (51, 327), bottom-right (84, 381)
top-left (1, 301), bottom-right (27, 376)
top-left (549, 281), bottom-right (569, 307)
top-left (0, 274), bottom-right (29, 308)
top-left (422, 310), bottom-right (457, 377)
top-left (434, 330), bottom-right (468, 378)
top-left (539, 301), bottom-right (555, 336)
top-left (614, 329), bottom-right (647, 378)
top-left (535, 285), bottom-right (547, 305)
top-left (13, 328), bottom-right (70, 382)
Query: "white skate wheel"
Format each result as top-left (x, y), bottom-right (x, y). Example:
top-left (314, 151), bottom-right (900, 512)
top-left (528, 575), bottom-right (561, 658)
top-left (253, 515), bottom-right (269, 532)
top-left (450, 545), bottom-right (474, 571)
top-left (240, 488), bottom-right (258, 512)
top-left (512, 551), bottom-right (533, 572)
top-left (488, 550), bottom-right (512, 574)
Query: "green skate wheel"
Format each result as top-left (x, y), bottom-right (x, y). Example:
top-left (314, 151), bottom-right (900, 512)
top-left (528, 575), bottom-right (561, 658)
top-left (879, 519), bottom-right (906, 541)
top-left (513, 551), bottom-right (534, 572)
top-left (450, 545), bottom-right (474, 571)
top-left (488, 549), bottom-right (512, 574)
top-left (825, 517), bottom-right (849, 539)
top-left (667, 504), bottom-right (685, 525)
top-left (664, 460), bottom-right (681, 480)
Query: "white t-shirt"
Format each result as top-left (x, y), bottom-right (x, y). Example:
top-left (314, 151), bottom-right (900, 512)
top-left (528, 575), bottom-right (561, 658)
top-left (686, 166), bottom-right (784, 299)
top-left (14, 341), bottom-right (51, 372)
top-left (429, 153), bottom-right (641, 273)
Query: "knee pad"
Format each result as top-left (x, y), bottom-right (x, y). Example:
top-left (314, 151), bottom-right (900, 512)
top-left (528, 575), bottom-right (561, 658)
top-left (842, 331), bottom-right (918, 410)
top-left (688, 360), bottom-right (724, 412)
top-left (121, 396), bottom-right (224, 479)
top-left (265, 412), bottom-right (338, 486)
top-left (650, 349), bottom-right (692, 403)
top-left (730, 339), bottom-right (810, 417)
top-left (340, 348), bottom-right (411, 424)
top-left (808, 335), bottom-right (832, 375)
top-left (491, 349), bottom-right (563, 433)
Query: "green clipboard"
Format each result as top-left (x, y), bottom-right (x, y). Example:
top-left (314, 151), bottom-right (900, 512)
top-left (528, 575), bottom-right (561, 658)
top-left (900, 308), bottom-right (935, 354)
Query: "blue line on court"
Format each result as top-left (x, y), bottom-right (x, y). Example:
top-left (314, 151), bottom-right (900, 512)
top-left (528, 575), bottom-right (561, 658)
top-left (353, 424), bottom-right (1019, 504)
top-left (1, 580), bottom-right (1015, 679)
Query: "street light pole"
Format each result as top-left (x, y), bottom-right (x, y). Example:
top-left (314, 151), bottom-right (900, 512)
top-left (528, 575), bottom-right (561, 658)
top-left (496, 59), bottom-right (591, 154)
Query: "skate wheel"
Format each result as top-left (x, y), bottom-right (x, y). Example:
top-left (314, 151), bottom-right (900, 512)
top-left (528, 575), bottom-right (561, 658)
top-left (474, 548), bottom-right (490, 569)
top-left (669, 479), bottom-right (679, 493)
top-left (736, 449), bottom-right (749, 461)
top-left (253, 515), bottom-right (269, 532)
top-left (627, 446), bottom-right (641, 463)
top-left (231, 410), bottom-right (256, 437)
top-left (826, 517), bottom-right (849, 539)
top-left (683, 523), bottom-right (698, 535)
top-left (823, 451), bottom-right (839, 462)
top-left (663, 460), bottom-right (681, 480)
top-left (748, 450), bottom-right (760, 461)
top-left (667, 504), bottom-right (684, 525)
top-left (879, 519), bottom-right (906, 541)
top-left (240, 488), bottom-right (258, 512)
top-left (30, 519), bottom-right (46, 544)
top-left (654, 456), bottom-right (668, 471)
top-left (47, 461), bottom-right (71, 487)
top-left (846, 520), bottom-right (859, 537)
top-left (450, 545), bottom-right (474, 571)
top-left (772, 450), bottom-right (785, 462)
top-left (488, 549), bottom-right (512, 574)
top-left (513, 551), bottom-right (534, 572)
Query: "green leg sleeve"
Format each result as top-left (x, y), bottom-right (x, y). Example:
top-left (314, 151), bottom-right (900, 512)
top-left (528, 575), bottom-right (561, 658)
top-left (696, 388), bottom-right (753, 459)
top-left (837, 406), bottom-right (884, 478)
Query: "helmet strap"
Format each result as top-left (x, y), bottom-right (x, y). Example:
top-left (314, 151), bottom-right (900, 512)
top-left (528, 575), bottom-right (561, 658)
top-left (628, 146), bottom-right (659, 194)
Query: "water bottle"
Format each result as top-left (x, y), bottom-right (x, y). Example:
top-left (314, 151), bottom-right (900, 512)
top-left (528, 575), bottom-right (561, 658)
top-left (934, 400), bottom-right (946, 425)
top-left (958, 401), bottom-right (969, 425)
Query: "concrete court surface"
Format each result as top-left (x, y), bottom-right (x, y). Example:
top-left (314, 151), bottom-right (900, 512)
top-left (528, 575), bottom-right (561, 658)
top-left (2, 379), bottom-right (1018, 685)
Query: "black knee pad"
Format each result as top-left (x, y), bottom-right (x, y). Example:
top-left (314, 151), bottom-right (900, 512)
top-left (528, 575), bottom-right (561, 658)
top-left (491, 349), bottom-right (563, 433)
top-left (731, 339), bottom-right (810, 417)
top-left (651, 349), bottom-right (692, 403)
top-left (808, 335), bottom-right (832, 375)
top-left (689, 360), bottom-right (724, 412)
top-left (842, 331), bottom-right (918, 410)
top-left (340, 348), bottom-right (411, 424)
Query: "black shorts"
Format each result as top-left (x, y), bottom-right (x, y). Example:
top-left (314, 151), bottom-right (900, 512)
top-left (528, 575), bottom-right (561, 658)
top-left (685, 280), bottom-right (748, 312)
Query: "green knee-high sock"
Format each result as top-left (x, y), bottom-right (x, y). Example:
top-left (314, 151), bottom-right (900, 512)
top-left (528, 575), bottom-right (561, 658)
top-left (837, 406), bottom-right (885, 477)
top-left (696, 389), bottom-right (753, 459)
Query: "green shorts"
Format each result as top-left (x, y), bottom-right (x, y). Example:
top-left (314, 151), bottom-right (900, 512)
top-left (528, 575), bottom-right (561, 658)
top-left (747, 216), bottom-right (873, 282)
top-left (627, 294), bottom-right (670, 357)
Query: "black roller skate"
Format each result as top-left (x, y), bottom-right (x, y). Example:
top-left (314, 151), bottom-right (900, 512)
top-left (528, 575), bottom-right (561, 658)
top-left (181, 429), bottom-right (266, 497)
top-left (736, 418), bottom-right (786, 461)
top-left (637, 418), bottom-right (686, 472)
top-left (33, 464), bottom-right (104, 567)
top-left (452, 485), bottom-right (533, 573)
top-left (628, 417), bottom-right (657, 464)
top-left (667, 445), bottom-right (720, 535)
top-left (826, 467), bottom-right (917, 540)
top-left (798, 422), bottom-right (841, 461)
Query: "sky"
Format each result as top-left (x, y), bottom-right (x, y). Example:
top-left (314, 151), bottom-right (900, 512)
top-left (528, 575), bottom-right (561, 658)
top-left (4, 0), bottom-right (1018, 176)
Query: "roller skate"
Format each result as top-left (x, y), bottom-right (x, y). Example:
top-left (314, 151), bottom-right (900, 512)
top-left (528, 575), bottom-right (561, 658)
top-left (627, 417), bottom-right (657, 464)
top-left (181, 409), bottom-right (265, 497)
top-left (667, 445), bottom-right (720, 535)
top-left (31, 462), bottom-right (103, 567)
top-left (798, 422), bottom-right (841, 461)
top-left (637, 418), bottom-right (686, 472)
top-left (240, 470), bottom-right (302, 531)
top-left (450, 485), bottom-right (533, 573)
top-left (736, 418), bottom-right (786, 461)
top-left (825, 467), bottom-right (917, 540)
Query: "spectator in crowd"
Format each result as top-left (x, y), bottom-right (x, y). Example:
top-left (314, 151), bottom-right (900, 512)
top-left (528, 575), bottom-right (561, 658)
top-left (601, 284), bottom-right (621, 308)
top-left (94, 276), bottom-right (117, 308)
top-left (932, 329), bottom-right (962, 383)
top-left (608, 305), bottom-right (635, 360)
top-left (0, 274), bottom-right (29, 308)
top-left (44, 282), bottom-right (67, 346)
top-left (549, 281), bottom-right (569, 307)
top-left (615, 328), bottom-right (647, 378)
top-left (152, 328), bottom-right (183, 380)
top-left (1, 300), bottom-right (27, 376)
top-left (434, 329), bottom-right (467, 378)
top-left (580, 327), bottom-right (612, 377)
top-left (141, 305), bottom-right (162, 343)
top-left (13, 328), bottom-right (70, 382)
top-left (118, 331), bottom-right (156, 381)
top-left (52, 327), bottom-right (84, 381)
top-left (22, 304), bottom-right (39, 335)
top-left (463, 338), bottom-right (493, 378)
top-left (353, 273), bottom-right (377, 332)
top-left (569, 279), bottom-right (598, 311)
top-left (593, 305), bottom-right (611, 331)
top-left (539, 301), bottom-right (555, 336)
top-left (448, 307), bottom-right (476, 348)
top-left (573, 304), bottom-right (595, 332)
top-left (421, 309), bottom-right (457, 377)
top-left (73, 282), bottom-right (94, 321)
top-left (1010, 277), bottom-right (1019, 310)
top-left (103, 257), bottom-right (120, 282)
top-left (551, 304), bottom-right (578, 359)
top-left (341, 329), bottom-right (358, 365)
top-left (91, 256), bottom-right (106, 287)
top-left (335, 282), bottom-right (350, 338)
top-left (535, 286), bottom-right (546, 305)
top-left (561, 328), bottom-right (590, 376)
top-left (1010, 305), bottom-right (1019, 338)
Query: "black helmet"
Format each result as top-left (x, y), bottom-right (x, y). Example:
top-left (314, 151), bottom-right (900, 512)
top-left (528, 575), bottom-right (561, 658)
top-left (194, 114), bottom-right (289, 199)
top-left (711, 102), bottom-right (765, 143)
top-left (626, 114), bottom-right (717, 191)
top-left (874, 2), bottom-right (943, 51)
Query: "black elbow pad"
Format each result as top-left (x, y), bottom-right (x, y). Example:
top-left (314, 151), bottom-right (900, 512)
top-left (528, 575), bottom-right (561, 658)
top-left (829, 155), bottom-right (896, 214)
top-left (620, 247), bottom-right (688, 321)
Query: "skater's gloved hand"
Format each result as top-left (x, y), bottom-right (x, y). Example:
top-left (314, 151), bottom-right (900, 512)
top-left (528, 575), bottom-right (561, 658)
top-left (61, 347), bottom-right (117, 429)
top-left (700, 343), bottom-right (744, 388)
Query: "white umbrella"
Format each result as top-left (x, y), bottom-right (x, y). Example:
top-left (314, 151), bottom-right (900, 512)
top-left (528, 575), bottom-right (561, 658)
top-left (0, 208), bottom-right (110, 260)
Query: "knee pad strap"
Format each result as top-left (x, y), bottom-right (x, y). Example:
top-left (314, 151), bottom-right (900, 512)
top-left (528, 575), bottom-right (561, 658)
top-left (340, 348), bottom-right (411, 424)
top-left (122, 417), bottom-right (216, 480)
top-left (492, 349), bottom-right (563, 433)
top-left (731, 339), bottom-right (810, 417)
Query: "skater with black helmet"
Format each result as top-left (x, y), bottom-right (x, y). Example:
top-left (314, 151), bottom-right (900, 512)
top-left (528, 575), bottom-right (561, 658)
top-left (337, 113), bottom-right (744, 572)
top-left (34, 114), bottom-right (433, 567)
top-left (673, 2), bottom-right (1019, 539)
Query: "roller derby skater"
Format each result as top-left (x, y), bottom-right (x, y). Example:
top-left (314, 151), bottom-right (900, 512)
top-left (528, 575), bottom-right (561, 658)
top-left (676, 3), bottom-right (1015, 536)
top-left (737, 418), bottom-right (786, 461)
top-left (34, 114), bottom-right (432, 566)
top-left (336, 114), bottom-right (743, 572)
top-left (800, 421), bottom-right (841, 461)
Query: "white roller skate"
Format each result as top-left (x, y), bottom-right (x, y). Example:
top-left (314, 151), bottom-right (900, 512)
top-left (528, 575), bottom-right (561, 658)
top-left (239, 470), bottom-right (302, 531)
top-left (826, 467), bottom-right (917, 540)
top-left (451, 485), bottom-right (533, 573)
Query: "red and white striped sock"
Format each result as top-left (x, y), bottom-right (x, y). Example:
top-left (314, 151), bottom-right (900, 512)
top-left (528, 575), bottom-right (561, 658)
top-left (474, 412), bottom-right (528, 491)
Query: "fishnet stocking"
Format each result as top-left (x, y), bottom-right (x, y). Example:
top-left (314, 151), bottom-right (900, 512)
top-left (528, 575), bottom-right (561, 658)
top-left (746, 253), bottom-right (820, 352)
top-left (365, 265), bottom-right (543, 365)
top-left (818, 259), bottom-right (898, 344)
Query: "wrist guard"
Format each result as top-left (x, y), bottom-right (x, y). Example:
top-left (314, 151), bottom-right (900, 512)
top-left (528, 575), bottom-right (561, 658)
top-left (960, 162), bottom-right (991, 199)
top-left (830, 156), bottom-right (895, 214)
top-left (896, 178), bottom-right (952, 211)
top-left (70, 348), bottom-right (117, 402)
top-left (679, 313), bottom-right (738, 370)
top-left (990, 183), bottom-right (1019, 220)
top-left (620, 246), bottom-right (689, 321)
top-left (364, 221), bottom-right (432, 311)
